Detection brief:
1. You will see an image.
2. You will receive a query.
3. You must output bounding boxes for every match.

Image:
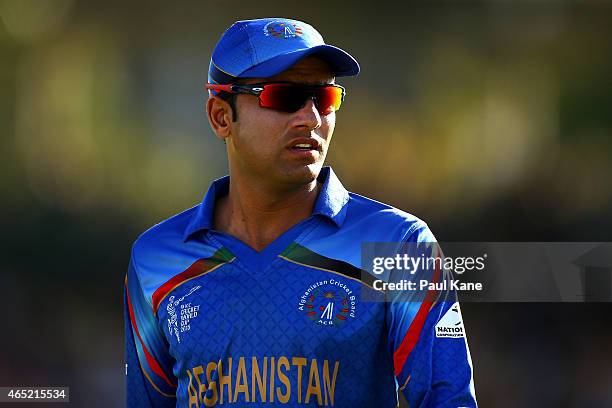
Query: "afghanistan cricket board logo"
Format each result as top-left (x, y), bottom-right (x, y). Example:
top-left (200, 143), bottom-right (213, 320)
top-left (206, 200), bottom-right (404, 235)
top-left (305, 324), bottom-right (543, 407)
top-left (298, 279), bottom-right (357, 326)
top-left (263, 21), bottom-right (303, 39)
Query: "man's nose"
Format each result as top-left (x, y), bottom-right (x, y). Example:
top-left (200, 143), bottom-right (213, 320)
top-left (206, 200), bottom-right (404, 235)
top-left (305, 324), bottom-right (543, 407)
top-left (294, 97), bottom-right (322, 130)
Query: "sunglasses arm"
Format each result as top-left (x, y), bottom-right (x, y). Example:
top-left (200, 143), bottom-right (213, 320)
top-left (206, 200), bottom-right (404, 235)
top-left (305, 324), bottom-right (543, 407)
top-left (204, 83), bottom-right (262, 96)
top-left (205, 84), bottom-right (234, 93)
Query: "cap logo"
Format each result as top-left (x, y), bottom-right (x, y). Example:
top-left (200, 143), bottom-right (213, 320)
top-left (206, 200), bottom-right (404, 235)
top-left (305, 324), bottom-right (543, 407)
top-left (263, 21), bottom-right (303, 39)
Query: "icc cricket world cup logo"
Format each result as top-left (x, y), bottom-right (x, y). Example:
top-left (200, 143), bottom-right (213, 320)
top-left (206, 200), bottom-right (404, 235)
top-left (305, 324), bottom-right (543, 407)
top-left (166, 285), bottom-right (201, 343)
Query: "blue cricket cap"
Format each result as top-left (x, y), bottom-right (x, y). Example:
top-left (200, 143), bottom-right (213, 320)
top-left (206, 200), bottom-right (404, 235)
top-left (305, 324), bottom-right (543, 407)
top-left (207, 18), bottom-right (360, 93)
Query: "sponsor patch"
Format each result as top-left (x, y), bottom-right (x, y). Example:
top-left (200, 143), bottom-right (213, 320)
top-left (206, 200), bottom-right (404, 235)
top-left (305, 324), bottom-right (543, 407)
top-left (435, 301), bottom-right (465, 338)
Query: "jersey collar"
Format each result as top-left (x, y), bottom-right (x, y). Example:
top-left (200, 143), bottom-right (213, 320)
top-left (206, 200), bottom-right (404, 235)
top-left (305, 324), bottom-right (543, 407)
top-left (183, 166), bottom-right (349, 242)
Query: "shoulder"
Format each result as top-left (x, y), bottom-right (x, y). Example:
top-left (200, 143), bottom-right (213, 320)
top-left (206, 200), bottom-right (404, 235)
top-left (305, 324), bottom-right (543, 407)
top-left (300, 191), bottom-right (436, 269)
top-left (344, 191), bottom-right (435, 243)
top-left (128, 204), bottom-right (223, 305)
top-left (130, 204), bottom-right (200, 268)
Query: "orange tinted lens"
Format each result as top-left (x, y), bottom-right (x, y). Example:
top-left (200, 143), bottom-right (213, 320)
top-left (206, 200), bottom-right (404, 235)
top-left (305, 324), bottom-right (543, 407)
top-left (259, 84), bottom-right (344, 115)
top-left (314, 86), bottom-right (344, 115)
top-left (259, 83), bottom-right (305, 112)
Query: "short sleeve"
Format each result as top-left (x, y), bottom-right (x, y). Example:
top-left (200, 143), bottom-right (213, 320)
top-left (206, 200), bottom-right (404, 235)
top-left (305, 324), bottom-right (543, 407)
top-left (125, 254), bottom-right (178, 407)
top-left (387, 225), bottom-right (477, 407)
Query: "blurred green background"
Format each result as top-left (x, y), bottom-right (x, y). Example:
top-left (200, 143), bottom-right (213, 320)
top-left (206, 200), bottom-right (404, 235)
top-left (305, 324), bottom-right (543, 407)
top-left (1, 0), bottom-right (611, 407)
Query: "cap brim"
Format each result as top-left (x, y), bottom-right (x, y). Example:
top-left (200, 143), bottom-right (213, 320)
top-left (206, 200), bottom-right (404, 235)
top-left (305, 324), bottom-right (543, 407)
top-left (238, 44), bottom-right (360, 79)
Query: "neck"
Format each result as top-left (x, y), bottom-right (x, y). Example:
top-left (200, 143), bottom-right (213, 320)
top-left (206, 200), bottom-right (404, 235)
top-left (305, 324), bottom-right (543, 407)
top-left (214, 170), bottom-right (321, 252)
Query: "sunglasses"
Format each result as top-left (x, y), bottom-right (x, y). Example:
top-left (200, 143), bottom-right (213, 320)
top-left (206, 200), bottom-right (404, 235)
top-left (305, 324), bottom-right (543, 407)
top-left (205, 82), bottom-right (345, 115)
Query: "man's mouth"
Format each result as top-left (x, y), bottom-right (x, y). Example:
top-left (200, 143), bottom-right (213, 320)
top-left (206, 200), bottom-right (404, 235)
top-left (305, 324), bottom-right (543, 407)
top-left (293, 143), bottom-right (315, 150)
top-left (288, 138), bottom-right (321, 151)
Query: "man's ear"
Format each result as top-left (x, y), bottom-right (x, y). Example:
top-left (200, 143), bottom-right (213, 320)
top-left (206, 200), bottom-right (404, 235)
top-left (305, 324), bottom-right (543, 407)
top-left (206, 96), bottom-right (234, 141)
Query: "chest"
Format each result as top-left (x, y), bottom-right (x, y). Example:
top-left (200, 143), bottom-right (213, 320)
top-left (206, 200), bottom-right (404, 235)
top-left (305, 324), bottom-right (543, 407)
top-left (156, 259), bottom-right (386, 360)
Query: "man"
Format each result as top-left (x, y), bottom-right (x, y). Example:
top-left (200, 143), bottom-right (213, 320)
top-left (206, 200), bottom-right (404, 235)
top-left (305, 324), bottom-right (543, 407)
top-left (124, 18), bottom-right (477, 407)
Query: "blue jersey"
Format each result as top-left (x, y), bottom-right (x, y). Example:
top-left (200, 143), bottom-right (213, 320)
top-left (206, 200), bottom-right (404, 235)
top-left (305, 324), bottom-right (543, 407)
top-left (124, 167), bottom-right (477, 407)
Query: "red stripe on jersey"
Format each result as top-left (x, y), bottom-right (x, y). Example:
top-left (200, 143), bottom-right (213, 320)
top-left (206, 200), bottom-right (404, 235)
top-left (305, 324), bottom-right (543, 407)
top-left (125, 284), bottom-right (177, 389)
top-left (392, 260), bottom-right (442, 377)
top-left (152, 256), bottom-right (231, 314)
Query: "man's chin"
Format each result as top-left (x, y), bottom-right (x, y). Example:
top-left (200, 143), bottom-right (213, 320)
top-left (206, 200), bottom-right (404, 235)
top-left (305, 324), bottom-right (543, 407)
top-left (279, 163), bottom-right (322, 187)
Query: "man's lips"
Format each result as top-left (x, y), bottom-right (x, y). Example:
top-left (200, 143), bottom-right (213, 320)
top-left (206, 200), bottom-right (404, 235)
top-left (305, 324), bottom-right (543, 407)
top-left (286, 137), bottom-right (322, 151)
